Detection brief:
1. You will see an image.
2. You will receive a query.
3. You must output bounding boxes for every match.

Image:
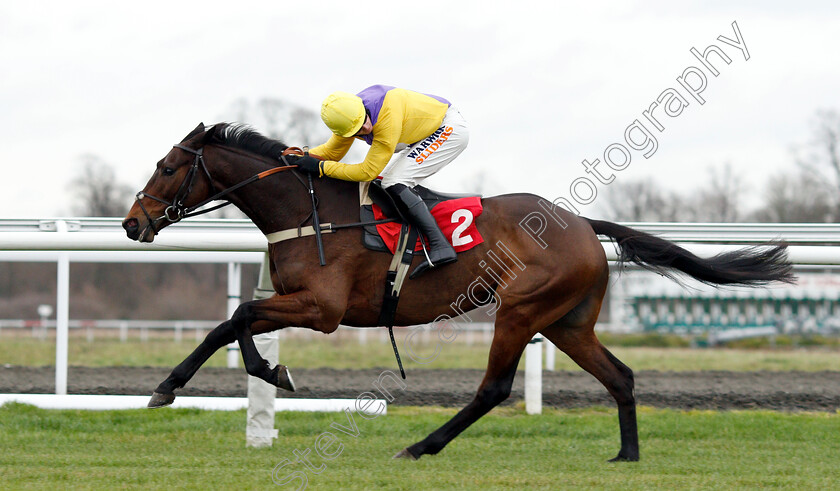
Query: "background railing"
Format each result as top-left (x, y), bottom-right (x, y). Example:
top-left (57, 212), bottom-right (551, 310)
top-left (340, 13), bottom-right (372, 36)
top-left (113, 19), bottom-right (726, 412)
top-left (2, 218), bottom-right (840, 417)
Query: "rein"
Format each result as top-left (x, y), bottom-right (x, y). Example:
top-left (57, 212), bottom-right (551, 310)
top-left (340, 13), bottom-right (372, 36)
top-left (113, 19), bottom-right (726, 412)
top-left (133, 144), bottom-right (299, 235)
top-left (133, 143), bottom-right (397, 241)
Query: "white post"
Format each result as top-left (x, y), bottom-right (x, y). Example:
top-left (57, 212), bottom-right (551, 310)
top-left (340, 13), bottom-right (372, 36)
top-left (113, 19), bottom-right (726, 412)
top-left (246, 253), bottom-right (279, 448)
top-left (55, 220), bottom-right (70, 396)
top-left (37, 304), bottom-right (52, 340)
top-left (483, 322), bottom-right (493, 344)
top-left (226, 262), bottom-right (242, 368)
top-left (544, 338), bottom-right (555, 371)
top-left (119, 321), bottom-right (128, 342)
top-left (524, 333), bottom-right (542, 415)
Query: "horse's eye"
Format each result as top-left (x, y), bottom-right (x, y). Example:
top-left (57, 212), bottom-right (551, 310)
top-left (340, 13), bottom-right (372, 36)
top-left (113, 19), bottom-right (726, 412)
top-left (162, 167), bottom-right (175, 176)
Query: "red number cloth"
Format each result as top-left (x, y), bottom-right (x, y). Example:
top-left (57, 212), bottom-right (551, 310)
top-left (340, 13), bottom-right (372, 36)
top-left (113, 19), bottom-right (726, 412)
top-left (372, 197), bottom-right (484, 254)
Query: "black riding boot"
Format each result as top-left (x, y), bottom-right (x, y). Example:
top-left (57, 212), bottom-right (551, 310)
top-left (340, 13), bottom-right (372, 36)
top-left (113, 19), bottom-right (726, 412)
top-left (390, 184), bottom-right (457, 279)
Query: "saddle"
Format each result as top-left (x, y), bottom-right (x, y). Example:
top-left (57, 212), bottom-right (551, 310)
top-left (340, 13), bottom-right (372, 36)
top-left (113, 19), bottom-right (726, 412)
top-left (360, 180), bottom-right (483, 253)
top-left (358, 180), bottom-right (482, 379)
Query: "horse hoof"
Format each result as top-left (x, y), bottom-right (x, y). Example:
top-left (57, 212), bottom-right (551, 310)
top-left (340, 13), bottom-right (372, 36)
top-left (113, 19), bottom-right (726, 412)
top-left (277, 365), bottom-right (296, 392)
top-left (148, 392), bottom-right (175, 408)
top-left (392, 448), bottom-right (418, 460)
top-left (608, 453), bottom-right (639, 462)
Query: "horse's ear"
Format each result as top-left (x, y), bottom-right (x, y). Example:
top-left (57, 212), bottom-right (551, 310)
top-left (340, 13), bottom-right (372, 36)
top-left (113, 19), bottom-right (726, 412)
top-left (198, 124), bottom-right (221, 145)
top-left (181, 122), bottom-right (206, 143)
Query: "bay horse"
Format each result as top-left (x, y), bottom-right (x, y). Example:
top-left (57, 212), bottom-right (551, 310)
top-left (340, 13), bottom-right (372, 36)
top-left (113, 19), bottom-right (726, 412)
top-left (122, 122), bottom-right (794, 462)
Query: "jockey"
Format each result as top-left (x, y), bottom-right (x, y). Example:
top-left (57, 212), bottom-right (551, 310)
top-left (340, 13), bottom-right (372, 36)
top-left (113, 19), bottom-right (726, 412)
top-left (293, 84), bottom-right (469, 278)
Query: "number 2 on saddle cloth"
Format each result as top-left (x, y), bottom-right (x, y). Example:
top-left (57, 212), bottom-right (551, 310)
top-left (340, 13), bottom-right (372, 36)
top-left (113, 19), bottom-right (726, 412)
top-left (371, 196), bottom-right (485, 254)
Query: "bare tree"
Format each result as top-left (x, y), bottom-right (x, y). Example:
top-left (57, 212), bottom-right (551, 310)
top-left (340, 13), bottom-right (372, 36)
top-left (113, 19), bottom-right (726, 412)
top-left (789, 109), bottom-right (840, 218)
top-left (608, 110), bottom-right (840, 224)
top-left (603, 179), bottom-right (662, 221)
top-left (68, 154), bottom-right (133, 217)
top-left (212, 97), bottom-right (348, 219)
top-left (811, 109), bottom-right (840, 186)
top-left (602, 179), bottom-right (693, 222)
top-left (221, 97), bottom-right (332, 147)
top-left (751, 170), bottom-right (835, 222)
top-left (693, 163), bottom-right (745, 222)
top-left (602, 163), bottom-right (750, 223)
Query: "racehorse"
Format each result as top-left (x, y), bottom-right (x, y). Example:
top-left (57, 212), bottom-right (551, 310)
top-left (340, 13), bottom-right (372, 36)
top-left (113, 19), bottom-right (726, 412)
top-left (122, 122), bottom-right (794, 462)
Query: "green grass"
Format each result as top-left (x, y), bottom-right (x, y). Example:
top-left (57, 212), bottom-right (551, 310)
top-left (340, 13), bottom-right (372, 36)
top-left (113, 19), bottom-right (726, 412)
top-left (1, 403), bottom-right (838, 490)
top-left (3, 334), bottom-right (840, 371)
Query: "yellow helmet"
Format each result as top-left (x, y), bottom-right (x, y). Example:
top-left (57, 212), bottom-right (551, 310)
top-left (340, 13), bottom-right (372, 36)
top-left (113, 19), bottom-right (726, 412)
top-left (320, 91), bottom-right (366, 137)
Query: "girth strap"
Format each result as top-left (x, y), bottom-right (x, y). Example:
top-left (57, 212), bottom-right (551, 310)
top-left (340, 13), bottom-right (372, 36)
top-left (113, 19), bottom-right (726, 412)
top-left (265, 224), bottom-right (336, 244)
top-left (378, 224), bottom-right (419, 379)
top-left (264, 217), bottom-right (396, 245)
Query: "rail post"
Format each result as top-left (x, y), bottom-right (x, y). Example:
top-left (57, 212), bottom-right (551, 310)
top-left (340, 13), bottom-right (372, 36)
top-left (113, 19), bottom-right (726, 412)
top-left (544, 338), bottom-right (555, 371)
top-left (525, 333), bottom-right (543, 414)
top-left (226, 262), bottom-right (242, 368)
top-left (55, 220), bottom-right (70, 396)
top-left (246, 253), bottom-right (279, 448)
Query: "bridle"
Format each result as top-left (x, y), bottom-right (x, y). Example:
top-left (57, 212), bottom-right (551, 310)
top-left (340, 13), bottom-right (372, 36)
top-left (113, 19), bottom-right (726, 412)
top-left (134, 144), bottom-right (215, 233)
top-left (133, 143), bottom-right (297, 236)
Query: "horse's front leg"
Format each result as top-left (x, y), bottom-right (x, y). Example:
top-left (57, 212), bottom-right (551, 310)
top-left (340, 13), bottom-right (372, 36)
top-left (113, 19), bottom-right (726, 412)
top-left (148, 290), bottom-right (338, 408)
top-left (149, 319), bottom-right (237, 407)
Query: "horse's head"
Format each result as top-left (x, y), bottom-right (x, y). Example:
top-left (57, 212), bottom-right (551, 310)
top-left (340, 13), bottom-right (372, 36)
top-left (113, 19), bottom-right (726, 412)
top-left (122, 122), bottom-right (219, 242)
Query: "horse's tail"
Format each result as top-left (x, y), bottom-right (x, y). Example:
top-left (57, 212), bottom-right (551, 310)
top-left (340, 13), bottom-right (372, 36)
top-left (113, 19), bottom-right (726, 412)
top-left (585, 218), bottom-right (795, 286)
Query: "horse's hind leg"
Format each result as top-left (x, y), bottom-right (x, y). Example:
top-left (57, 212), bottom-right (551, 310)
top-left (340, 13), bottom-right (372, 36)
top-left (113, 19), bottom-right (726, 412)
top-left (149, 319), bottom-right (237, 407)
top-left (541, 291), bottom-right (639, 462)
top-left (230, 308), bottom-right (295, 393)
top-left (229, 290), bottom-right (339, 391)
top-left (394, 312), bottom-right (533, 460)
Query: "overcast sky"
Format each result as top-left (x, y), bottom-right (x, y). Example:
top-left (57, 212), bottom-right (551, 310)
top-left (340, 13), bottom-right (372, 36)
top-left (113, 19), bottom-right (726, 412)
top-left (2, 1), bottom-right (840, 218)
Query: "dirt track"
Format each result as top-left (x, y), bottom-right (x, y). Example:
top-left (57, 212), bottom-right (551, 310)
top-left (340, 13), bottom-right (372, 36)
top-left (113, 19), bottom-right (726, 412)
top-left (2, 366), bottom-right (839, 411)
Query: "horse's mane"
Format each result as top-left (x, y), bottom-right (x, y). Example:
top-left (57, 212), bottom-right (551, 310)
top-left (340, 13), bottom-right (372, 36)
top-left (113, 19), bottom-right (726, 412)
top-left (212, 123), bottom-right (289, 161)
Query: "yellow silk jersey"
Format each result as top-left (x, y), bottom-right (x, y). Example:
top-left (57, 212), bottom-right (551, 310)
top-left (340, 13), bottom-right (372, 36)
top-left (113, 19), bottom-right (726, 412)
top-left (311, 86), bottom-right (450, 182)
